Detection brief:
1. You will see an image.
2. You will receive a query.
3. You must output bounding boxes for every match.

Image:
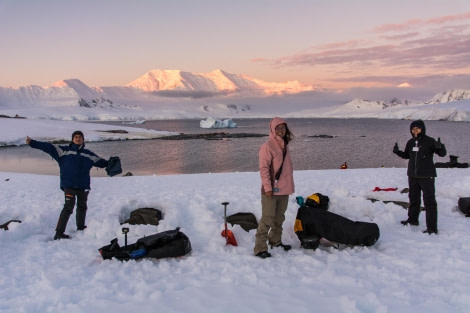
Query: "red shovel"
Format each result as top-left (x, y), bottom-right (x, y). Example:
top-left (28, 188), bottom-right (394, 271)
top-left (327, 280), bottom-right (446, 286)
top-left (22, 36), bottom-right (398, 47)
top-left (221, 202), bottom-right (238, 246)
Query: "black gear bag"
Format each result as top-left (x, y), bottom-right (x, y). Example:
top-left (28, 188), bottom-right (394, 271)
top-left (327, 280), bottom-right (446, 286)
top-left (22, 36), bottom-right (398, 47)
top-left (98, 227), bottom-right (191, 261)
top-left (294, 194), bottom-right (380, 249)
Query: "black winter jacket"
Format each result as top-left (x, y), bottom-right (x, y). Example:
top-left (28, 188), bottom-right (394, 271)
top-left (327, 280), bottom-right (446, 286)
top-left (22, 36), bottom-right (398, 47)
top-left (395, 134), bottom-right (446, 177)
top-left (30, 139), bottom-right (108, 190)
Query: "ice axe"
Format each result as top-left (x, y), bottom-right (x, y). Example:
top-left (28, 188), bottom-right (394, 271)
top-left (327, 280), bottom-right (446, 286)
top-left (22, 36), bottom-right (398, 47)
top-left (221, 202), bottom-right (238, 246)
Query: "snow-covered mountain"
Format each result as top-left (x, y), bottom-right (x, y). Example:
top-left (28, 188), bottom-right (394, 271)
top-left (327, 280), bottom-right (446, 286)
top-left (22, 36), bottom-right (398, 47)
top-left (341, 97), bottom-right (414, 110)
top-left (0, 69), bottom-right (315, 110)
top-left (319, 93), bottom-right (470, 121)
top-left (0, 69), bottom-right (469, 121)
top-left (126, 69), bottom-right (315, 96)
top-left (425, 89), bottom-right (470, 104)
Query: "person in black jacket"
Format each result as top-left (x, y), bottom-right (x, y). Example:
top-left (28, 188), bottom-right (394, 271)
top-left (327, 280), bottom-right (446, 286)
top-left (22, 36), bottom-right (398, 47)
top-left (393, 120), bottom-right (446, 234)
top-left (26, 131), bottom-right (109, 240)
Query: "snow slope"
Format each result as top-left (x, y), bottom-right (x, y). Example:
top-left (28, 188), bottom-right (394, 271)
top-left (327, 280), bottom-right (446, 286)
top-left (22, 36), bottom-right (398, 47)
top-left (1, 167), bottom-right (469, 313)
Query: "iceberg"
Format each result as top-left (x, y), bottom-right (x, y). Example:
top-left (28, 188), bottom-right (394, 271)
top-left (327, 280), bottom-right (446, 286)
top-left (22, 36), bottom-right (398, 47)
top-left (122, 120), bottom-right (146, 125)
top-left (200, 117), bottom-right (237, 129)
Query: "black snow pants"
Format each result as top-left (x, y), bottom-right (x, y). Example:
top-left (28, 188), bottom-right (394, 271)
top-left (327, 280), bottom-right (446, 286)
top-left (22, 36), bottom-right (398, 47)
top-left (408, 177), bottom-right (438, 231)
top-left (55, 188), bottom-right (89, 233)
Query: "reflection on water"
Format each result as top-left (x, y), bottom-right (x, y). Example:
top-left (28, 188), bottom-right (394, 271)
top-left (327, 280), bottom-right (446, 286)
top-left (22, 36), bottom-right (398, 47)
top-left (1, 118), bottom-right (469, 176)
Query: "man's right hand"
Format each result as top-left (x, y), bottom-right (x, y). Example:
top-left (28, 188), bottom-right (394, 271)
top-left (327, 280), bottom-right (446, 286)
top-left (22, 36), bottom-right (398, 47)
top-left (26, 136), bottom-right (31, 145)
top-left (265, 191), bottom-right (273, 198)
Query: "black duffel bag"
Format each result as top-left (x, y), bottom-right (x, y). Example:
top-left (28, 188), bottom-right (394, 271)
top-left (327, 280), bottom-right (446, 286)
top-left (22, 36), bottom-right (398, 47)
top-left (294, 205), bottom-right (380, 249)
top-left (99, 227), bottom-right (191, 261)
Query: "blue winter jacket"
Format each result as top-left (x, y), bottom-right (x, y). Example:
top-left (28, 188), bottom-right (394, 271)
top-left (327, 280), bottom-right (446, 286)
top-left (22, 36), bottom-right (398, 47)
top-left (29, 139), bottom-right (108, 190)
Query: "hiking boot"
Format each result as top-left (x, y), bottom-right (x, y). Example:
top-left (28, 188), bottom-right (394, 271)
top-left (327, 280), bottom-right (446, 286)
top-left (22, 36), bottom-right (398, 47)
top-left (270, 243), bottom-right (292, 251)
top-left (255, 251), bottom-right (272, 259)
top-left (423, 229), bottom-right (438, 235)
top-left (77, 226), bottom-right (87, 231)
top-left (400, 219), bottom-right (419, 226)
top-left (54, 232), bottom-right (71, 240)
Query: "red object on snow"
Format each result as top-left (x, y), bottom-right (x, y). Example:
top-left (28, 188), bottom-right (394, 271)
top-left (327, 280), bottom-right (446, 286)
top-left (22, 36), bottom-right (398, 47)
top-left (221, 202), bottom-right (238, 246)
top-left (373, 187), bottom-right (398, 192)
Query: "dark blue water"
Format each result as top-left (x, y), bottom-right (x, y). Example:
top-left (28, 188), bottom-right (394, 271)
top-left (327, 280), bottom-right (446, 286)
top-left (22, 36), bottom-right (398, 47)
top-left (1, 118), bottom-right (469, 176)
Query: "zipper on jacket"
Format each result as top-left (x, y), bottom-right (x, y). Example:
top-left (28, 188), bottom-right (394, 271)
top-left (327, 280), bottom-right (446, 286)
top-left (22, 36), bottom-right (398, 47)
top-left (414, 139), bottom-right (418, 176)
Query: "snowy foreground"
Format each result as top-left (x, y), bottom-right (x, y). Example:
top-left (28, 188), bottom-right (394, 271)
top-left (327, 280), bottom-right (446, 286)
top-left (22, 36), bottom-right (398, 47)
top-left (1, 167), bottom-right (470, 313)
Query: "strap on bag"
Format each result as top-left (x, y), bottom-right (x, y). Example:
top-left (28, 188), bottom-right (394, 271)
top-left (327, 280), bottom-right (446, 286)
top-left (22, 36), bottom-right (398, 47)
top-left (273, 148), bottom-right (287, 183)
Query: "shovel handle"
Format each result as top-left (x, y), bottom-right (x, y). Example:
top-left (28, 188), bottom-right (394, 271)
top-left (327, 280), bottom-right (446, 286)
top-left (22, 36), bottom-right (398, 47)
top-left (221, 202), bottom-right (229, 220)
top-left (221, 202), bottom-right (229, 240)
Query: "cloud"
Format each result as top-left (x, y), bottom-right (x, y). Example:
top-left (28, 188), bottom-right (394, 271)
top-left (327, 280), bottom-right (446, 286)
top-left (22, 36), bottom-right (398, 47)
top-left (373, 12), bottom-right (470, 33)
top-left (256, 12), bottom-right (470, 91)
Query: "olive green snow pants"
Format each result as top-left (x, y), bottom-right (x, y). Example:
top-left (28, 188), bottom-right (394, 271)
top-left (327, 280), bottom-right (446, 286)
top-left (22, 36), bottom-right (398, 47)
top-left (254, 194), bottom-right (289, 255)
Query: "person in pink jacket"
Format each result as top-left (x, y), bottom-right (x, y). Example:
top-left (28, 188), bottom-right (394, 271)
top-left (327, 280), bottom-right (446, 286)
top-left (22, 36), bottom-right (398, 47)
top-left (254, 117), bottom-right (295, 258)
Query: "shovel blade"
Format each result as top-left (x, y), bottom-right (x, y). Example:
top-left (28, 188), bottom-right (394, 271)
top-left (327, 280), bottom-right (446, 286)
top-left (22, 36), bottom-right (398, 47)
top-left (221, 229), bottom-right (238, 246)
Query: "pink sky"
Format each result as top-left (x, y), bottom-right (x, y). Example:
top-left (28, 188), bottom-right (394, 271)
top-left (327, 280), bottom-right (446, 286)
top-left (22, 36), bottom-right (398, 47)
top-left (0, 0), bottom-right (469, 99)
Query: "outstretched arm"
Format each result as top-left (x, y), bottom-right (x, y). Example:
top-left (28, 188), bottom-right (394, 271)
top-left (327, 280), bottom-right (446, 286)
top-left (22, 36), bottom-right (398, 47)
top-left (393, 142), bottom-right (408, 159)
top-left (27, 138), bottom-right (61, 161)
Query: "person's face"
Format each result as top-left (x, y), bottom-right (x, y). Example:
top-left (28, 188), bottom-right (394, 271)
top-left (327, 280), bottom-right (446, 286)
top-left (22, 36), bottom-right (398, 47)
top-left (72, 134), bottom-right (84, 145)
top-left (411, 127), bottom-right (422, 138)
top-left (275, 124), bottom-right (286, 138)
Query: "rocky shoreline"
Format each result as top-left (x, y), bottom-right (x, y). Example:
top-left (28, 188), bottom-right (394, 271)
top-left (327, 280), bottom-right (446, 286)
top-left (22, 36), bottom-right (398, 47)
top-left (156, 132), bottom-right (268, 140)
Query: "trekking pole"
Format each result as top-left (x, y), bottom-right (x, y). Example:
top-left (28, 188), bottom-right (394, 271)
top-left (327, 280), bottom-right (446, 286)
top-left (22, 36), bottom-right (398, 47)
top-left (122, 227), bottom-right (129, 247)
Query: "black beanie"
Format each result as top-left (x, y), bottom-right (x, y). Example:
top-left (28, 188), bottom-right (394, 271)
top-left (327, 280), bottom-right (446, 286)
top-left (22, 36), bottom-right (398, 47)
top-left (409, 120), bottom-right (426, 135)
top-left (71, 130), bottom-right (84, 140)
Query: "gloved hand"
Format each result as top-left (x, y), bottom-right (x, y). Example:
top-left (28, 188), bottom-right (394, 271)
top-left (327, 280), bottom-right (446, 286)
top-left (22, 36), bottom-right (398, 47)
top-left (435, 137), bottom-right (442, 150)
top-left (393, 142), bottom-right (399, 154)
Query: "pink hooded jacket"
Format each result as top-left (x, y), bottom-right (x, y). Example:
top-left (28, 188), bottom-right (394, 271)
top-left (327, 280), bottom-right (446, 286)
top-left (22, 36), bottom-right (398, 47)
top-left (259, 117), bottom-right (295, 195)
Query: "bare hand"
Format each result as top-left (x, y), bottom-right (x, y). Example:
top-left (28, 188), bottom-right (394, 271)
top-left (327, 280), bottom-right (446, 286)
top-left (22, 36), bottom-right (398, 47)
top-left (265, 191), bottom-right (273, 198)
top-left (26, 136), bottom-right (31, 145)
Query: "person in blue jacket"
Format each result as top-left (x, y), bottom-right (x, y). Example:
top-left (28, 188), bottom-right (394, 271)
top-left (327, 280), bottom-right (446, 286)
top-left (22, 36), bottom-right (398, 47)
top-left (26, 130), bottom-right (109, 240)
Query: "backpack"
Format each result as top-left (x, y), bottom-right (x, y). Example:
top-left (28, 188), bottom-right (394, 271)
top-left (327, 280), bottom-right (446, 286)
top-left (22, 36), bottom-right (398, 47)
top-left (304, 193), bottom-right (329, 210)
top-left (122, 208), bottom-right (163, 226)
top-left (458, 197), bottom-right (470, 217)
top-left (98, 227), bottom-right (191, 261)
top-left (226, 212), bottom-right (258, 232)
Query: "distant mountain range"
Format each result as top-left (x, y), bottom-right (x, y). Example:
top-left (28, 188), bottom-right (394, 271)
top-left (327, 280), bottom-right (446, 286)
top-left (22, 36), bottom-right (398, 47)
top-left (0, 69), bottom-right (316, 109)
top-left (126, 69), bottom-right (316, 96)
top-left (0, 69), bottom-right (469, 121)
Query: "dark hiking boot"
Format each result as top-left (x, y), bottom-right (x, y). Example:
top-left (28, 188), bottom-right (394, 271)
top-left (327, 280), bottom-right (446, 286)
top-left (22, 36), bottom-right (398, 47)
top-left (400, 219), bottom-right (419, 226)
top-left (270, 243), bottom-right (292, 251)
top-left (54, 232), bottom-right (71, 240)
top-left (77, 226), bottom-right (87, 231)
top-left (423, 229), bottom-right (438, 235)
top-left (255, 251), bottom-right (272, 259)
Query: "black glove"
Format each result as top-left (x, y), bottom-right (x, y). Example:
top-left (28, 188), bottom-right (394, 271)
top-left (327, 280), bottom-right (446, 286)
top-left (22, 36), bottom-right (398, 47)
top-left (393, 142), bottom-right (399, 154)
top-left (435, 137), bottom-right (442, 150)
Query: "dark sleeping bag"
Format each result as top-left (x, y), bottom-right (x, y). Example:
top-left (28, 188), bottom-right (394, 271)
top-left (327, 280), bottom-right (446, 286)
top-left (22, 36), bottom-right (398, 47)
top-left (294, 205), bottom-right (380, 249)
top-left (98, 227), bottom-right (191, 261)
